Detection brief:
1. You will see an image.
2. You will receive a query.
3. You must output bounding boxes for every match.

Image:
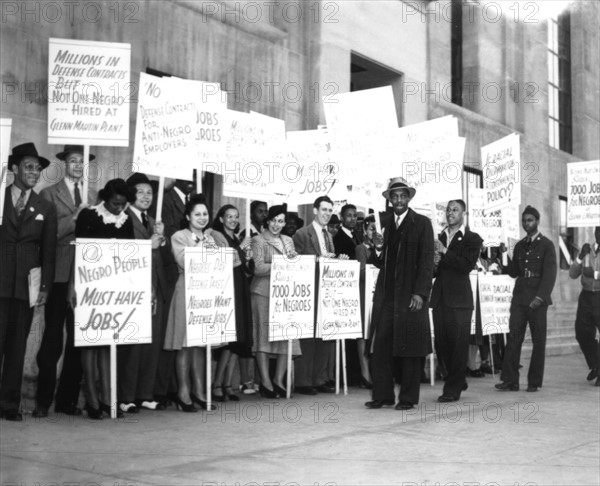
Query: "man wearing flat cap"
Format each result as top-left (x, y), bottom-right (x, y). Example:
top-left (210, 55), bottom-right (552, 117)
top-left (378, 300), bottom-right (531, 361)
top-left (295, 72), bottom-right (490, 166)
top-left (366, 177), bottom-right (434, 410)
top-left (0, 142), bottom-right (57, 421)
top-left (496, 205), bottom-right (557, 392)
top-left (33, 145), bottom-right (97, 418)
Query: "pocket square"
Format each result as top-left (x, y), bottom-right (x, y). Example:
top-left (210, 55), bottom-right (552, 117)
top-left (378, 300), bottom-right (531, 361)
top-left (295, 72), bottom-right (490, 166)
top-left (35, 214), bottom-right (44, 221)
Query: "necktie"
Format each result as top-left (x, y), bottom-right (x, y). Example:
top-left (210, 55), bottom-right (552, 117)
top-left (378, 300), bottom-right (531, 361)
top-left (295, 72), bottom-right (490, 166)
top-left (141, 212), bottom-right (149, 230)
top-left (525, 237), bottom-right (532, 252)
top-left (74, 182), bottom-right (82, 207)
top-left (14, 190), bottom-right (27, 218)
top-left (323, 228), bottom-right (334, 254)
top-left (395, 215), bottom-right (401, 228)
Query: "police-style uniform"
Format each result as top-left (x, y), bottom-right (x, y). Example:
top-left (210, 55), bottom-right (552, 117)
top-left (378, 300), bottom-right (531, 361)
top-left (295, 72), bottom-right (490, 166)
top-left (501, 232), bottom-right (557, 388)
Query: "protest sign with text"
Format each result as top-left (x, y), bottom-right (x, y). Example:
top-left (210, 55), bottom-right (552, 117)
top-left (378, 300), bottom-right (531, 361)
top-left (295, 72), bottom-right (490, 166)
top-left (184, 247), bottom-right (236, 346)
top-left (317, 259), bottom-right (362, 340)
top-left (74, 239), bottom-right (152, 346)
top-left (268, 255), bottom-right (316, 341)
top-left (478, 274), bottom-right (515, 335)
top-left (482, 133), bottom-right (521, 211)
top-left (0, 118), bottom-right (12, 225)
top-left (48, 38), bottom-right (130, 146)
top-left (567, 160), bottom-right (600, 227)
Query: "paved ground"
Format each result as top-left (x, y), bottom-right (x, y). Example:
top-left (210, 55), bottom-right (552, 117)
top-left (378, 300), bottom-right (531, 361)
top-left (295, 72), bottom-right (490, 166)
top-left (1, 353), bottom-right (599, 486)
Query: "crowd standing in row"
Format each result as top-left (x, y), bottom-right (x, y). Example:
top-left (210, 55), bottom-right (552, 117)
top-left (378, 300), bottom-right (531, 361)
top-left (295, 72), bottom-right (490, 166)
top-left (0, 142), bottom-right (598, 421)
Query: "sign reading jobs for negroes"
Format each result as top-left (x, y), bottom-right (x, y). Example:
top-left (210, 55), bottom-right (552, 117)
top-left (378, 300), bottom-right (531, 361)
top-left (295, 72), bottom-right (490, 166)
top-left (478, 274), bottom-right (515, 336)
top-left (567, 160), bottom-right (600, 228)
top-left (74, 239), bottom-right (152, 347)
top-left (317, 259), bottom-right (362, 340)
top-left (481, 133), bottom-right (521, 212)
top-left (268, 255), bottom-right (316, 341)
top-left (184, 247), bottom-right (236, 346)
top-left (48, 38), bottom-right (131, 146)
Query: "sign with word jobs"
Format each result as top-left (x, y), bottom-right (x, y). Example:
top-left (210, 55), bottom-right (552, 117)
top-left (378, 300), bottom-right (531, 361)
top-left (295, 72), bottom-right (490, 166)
top-left (478, 274), bottom-right (515, 335)
top-left (481, 133), bottom-right (521, 211)
top-left (317, 259), bottom-right (362, 340)
top-left (268, 255), bottom-right (316, 341)
top-left (0, 118), bottom-right (12, 226)
top-left (48, 38), bottom-right (131, 146)
top-left (184, 247), bottom-right (236, 346)
top-left (74, 239), bottom-right (152, 346)
top-left (567, 160), bottom-right (600, 228)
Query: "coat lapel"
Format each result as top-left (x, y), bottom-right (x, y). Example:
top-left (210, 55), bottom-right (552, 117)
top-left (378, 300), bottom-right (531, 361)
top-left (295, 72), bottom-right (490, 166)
top-left (55, 180), bottom-right (76, 213)
top-left (3, 186), bottom-right (18, 229)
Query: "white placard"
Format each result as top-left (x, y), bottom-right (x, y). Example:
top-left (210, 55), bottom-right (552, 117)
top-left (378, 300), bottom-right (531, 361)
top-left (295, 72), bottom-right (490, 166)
top-left (133, 73), bottom-right (197, 179)
top-left (363, 264), bottom-right (380, 339)
top-left (468, 188), bottom-right (503, 245)
top-left (184, 247), bottom-right (236, 346)
top-left (567, 160), bottom-right (600, 228)
top-left (0, 118), bottom-right (12, 226)
top-left (74, 239), bottom-right (152, 346)
top-left (317, 259), bottom-right (362, 340)
top-left (268, 255), bottom-right (316, 341)
top-left (481, 133), bottom-right (521, 211)
top-left (48, 38), bottom-right (130, 146)
top-left (478, 274), bottom-right (515, 335)
top-left (469, 272), bottom-right (478, 335)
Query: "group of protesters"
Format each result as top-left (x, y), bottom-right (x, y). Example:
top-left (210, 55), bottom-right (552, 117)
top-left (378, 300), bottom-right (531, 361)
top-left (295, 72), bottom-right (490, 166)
top-left (1, 142), bottom-right (598, 422)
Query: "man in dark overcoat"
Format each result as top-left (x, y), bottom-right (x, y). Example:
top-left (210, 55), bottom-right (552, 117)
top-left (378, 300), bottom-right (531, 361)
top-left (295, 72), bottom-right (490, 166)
top-left (366, 177), bottom-right (434, 410)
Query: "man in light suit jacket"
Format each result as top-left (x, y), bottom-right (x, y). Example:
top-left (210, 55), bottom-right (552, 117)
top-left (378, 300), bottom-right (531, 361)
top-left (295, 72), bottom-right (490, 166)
top-left (33, 145), bottom-right (97, 418)
top-left (292, 195), bottom-right (348, 395)
top-left (431, 199), bottom-right (483, 403)
top-left (0, 143), bottom-right (57, 421)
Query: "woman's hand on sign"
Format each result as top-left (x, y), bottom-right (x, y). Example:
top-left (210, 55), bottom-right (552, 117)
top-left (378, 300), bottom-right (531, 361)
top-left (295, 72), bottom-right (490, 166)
top-left (286, 250), bottom-right (298, 259)
top-left (150, 233), bottom-right (164, 249)
top-left (154, 221), bottom-right (165, 237)
top-left (337, 253), bottom-right (350, 260)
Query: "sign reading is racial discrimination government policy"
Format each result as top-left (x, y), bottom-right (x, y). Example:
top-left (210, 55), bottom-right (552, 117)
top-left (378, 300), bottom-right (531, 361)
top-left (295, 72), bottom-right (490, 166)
top-left (268, 255), bottom-right (316, 341)
top-left (478, 274), bottom-right (515, 335)
top-left (133, 73), bottom-right (197, 180)
top-left (0, 118), bottom-right (12, 225)
top-left (74, 239), bottom-right (152, 347)
top-left (48, 38), bottom-right (131, 146)
top-left (567, 160), bottom-right (600, 228)
top-left (184, 247), bottom-right (236, 347)
top-left (481, 133), bottom-right (521, 212)
top-left (317, 259), bottom-right (362, 340)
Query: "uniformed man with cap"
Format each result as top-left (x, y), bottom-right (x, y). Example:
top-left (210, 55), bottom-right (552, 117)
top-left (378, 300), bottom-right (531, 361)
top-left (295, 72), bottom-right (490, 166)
top-left (496, 205), bottom-right (557, 392)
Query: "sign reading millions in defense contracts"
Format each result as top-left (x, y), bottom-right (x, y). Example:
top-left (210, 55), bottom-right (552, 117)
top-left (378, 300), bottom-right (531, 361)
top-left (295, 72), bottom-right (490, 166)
top-left (48, 38), bottom-right (131, 146)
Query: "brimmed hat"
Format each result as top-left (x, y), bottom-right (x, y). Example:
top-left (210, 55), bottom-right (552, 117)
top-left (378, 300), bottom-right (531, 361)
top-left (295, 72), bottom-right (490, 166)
top-left (8, 142), bottom-right (50, 169)
top-left (55, 145), bottom-right (96, 161)
top-left (126, 172), bottom-right (152, 188)
top-left (382, 177), bottom-right (416, 199)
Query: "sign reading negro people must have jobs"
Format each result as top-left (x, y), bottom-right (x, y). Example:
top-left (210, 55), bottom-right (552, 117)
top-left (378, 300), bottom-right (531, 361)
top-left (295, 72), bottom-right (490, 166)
top-left (478, 274), bottom-right (515, 335)
top-left (74, 239), bottom-right (152, 346)
top-left (317, 259), bottom-right (362, 340)
top-left (567, 160), bottom-right (600, 228)
top-left (268, 255), bottom-right (316, 341)
top-left (48, 38), bottom-right (131, 146)
top-left (184, 247), bottom-right (236, 346)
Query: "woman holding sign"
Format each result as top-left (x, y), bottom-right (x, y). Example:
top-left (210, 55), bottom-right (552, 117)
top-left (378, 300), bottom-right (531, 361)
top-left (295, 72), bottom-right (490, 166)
top-left (163, 195), bottom-right (226, 412)
top-left (75, 178), bottom-right (135, 419)
top-left (211, 204), bottom-right (254, 401)
top-left (251, 205), bottom-right (300, 398)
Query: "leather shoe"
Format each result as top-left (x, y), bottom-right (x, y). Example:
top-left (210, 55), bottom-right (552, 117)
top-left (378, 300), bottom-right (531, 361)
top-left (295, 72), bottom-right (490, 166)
top-left (365, 399), bottom-right (395, 409)
top-left (54, 404), bottom-right (82, 416)
top-left (32, 406), bottom-right (49, 418)
top-left (462, 382), bottom-right (469, 391)
top-left (316, 384), bottom-right (335, 394)
top-left (526, 385), bottom-right (539, 392)
top-left (295, 386), bottom-right (318, 395)
top-left (2, 409), bottom-right (23, 421)
top-left (495, 382), bottom-right (519, 391)
top-left (587, 368), bottom-right (598, 381)
top-left (438, 394), bottom-right (459, 403)
top-left (395, 402), bottom-right (414, 410)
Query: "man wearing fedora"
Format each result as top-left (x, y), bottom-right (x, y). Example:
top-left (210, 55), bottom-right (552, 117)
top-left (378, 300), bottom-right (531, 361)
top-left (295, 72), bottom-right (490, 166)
top-left (33, 145), bottom-right (97, 418)
top-left (0, 142), bottom-right (57, 421)
top-left (366, 177), bottom-right (434, 410)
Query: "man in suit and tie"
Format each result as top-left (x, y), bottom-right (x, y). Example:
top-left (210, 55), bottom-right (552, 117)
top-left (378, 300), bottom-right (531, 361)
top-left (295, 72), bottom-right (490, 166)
top-left (333, 204), bottom-right (361, 259)
top-left (0, 143), bottom-right (57, 421)
top-left (293, 195), bottom-right (346, 394)
top-left (431, 199), bottom-right (483, 402)
top-left (33, 145), bottom-right (97, 418)
top-left (496, 205), bottom-right (557, 392)
top-left (366, 177), bottom-right (434, 410)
